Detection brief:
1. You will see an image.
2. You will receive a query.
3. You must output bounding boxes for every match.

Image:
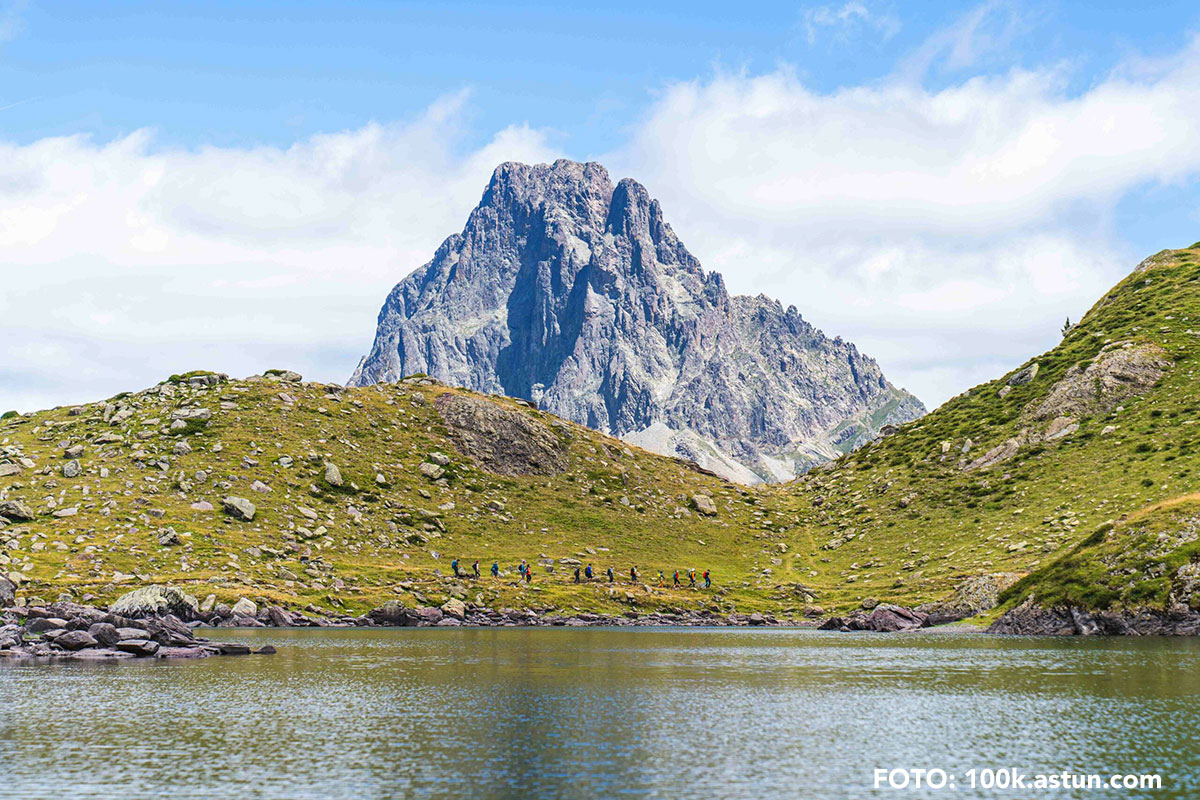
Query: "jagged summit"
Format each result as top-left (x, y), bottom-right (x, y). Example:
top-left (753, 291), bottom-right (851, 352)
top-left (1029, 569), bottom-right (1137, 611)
top-left (350, 159), bottom-right (923, 482)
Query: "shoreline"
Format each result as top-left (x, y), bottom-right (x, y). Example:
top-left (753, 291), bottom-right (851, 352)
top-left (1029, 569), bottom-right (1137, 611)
top-left (8, 593), bottom-right (1196, 662)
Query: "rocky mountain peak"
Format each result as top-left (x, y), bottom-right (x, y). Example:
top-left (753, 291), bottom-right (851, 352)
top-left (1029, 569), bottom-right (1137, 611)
top-left (350, 159), bottom-right (924, 482)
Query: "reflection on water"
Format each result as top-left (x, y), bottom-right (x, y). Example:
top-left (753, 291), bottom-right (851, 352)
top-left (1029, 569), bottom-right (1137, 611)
top-left (2, 628), bottom-right (1199, 799)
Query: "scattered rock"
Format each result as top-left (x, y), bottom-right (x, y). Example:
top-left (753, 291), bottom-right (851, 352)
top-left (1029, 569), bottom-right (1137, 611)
top-left (323, 463), bottom-right (344, 488)
top-left (1008, 363), bottom-right (1039, 386)
top-left (440, 597), bottom-right (467, 619)
top-left (0, 500), bottom-right (34, 522)
top-left (418, 462), bottom-right (445, 480)
top-left (222, 496), bottom-right (256, 522)
top-left (691, 494), bottom-right (718, 516)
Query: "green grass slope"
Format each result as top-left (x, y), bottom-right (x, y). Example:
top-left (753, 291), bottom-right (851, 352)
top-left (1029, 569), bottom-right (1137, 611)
top-left (4, 244), bottom-right (1200, 621)
top-left (762, 243), bottom-right (1200, 614)
top-left (997, 494), bottom-right (1200, 613)
top-left (0, 372), bottom-right (816, 617)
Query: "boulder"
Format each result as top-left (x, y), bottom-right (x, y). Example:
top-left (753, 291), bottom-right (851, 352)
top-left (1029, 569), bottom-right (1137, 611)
top-left (27, 617), bottom-right (68, 633)
top-left (265, 606), bottom-right (294, 627)
top-left (110, 585), bottom-right (200, 620)
top-left (62, 459), bottom-right (82, 478)
top-left (222, 496), bottom-right (256, 522)
top-left (87, 622), bottom-right (120, 647)
top-left (323, 463), bottom-right (344, 488)
top-left (115, 627), bottom-right (149, 641)
top-left (55, 630), bottom-right (98, 650)
top-left (0, 500), bottom-right (34, 522)
top-left (406, 606), bottom-right (444, 627)
top-left (418, 462), bottom-right (445, 480)
top-left (691, 494), bottom-right (718, 516)
top-left (856, 604), bottom-right (927, 632)
top-left (0, 576), bottom-right (14, 608)
top-left (1007, 362), bottom-right (1039, 386)
top-left (115, 639), bottom-right (160, 656)
top-left (231, 597), bottom-right (257, 617)
top-left (440, 597), bottom-right (467, 619)
top-left (368, 601), bottom-right (407, 626)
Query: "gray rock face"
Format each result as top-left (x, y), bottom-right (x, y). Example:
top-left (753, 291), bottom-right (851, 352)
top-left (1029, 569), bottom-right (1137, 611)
top-left (434, 393), bottom-right (567, 476)
top-left (350, 159), bottom-right (924, 482)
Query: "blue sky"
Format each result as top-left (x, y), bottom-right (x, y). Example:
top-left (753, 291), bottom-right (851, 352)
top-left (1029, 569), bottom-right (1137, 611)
top-left (4, 0), bottom-right (1200, 412)
top-left (6, 2), bottom-right (1198, 156)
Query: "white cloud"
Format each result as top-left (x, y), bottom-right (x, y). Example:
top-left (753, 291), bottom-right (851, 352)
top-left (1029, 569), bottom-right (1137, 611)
top-left (802, 2), bottom-right (900, 45)
top-left (0, 92), bottom-right (559, 412)
top-left (7, 21), bottom-right (1200, 414)
top-left (610, 37), bottom-right (1200, 405)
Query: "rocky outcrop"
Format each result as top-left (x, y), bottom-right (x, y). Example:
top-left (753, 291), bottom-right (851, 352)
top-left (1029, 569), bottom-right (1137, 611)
top-left (0, 601), bottom-right (276, 660)
top-left (350, 159), bottom-right (923, 483)
top-left (1031, 343), bottom-right (1170, 421)
top-left (818, 604), bottom-right (929, 632)
top-left (434, 393), bottom-right (568, 476)
top-left (919, 573), bottom-right (1021, 624)
top-left (988, 599), bottom-right (1200, 636)
top-left (966, 343), bottom-right (1169, 472)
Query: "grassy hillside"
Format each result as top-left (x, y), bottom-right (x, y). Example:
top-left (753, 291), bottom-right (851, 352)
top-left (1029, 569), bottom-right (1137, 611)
top-left (768, 243), bottom-right (1200, 615)
top-left (4, 244), bottom-right (1200, 620)
top-left (997, 495), bottom-right (1200, 612)
top-left (0, 371), bottom-right (818, 616)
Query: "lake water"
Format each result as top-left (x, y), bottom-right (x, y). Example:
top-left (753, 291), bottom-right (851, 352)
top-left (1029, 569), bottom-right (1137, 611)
top-left (2, 628), bottom-right (1198, 799)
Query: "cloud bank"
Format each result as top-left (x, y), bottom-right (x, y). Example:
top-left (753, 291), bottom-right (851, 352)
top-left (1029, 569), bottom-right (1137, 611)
top-left (6, 25), bottom-right (1200, 412)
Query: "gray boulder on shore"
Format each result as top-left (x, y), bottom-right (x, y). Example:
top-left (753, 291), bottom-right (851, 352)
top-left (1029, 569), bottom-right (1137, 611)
top-left (109, 585), bottom-right (200, 620)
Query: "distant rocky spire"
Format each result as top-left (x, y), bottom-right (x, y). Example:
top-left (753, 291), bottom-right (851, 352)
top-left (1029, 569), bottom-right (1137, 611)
top-left (349, 160), bottom-right (924, 482)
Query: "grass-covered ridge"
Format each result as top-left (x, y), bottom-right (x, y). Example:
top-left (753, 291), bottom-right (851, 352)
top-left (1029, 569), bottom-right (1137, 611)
top-left (4, 243), bottom-right (1200, 620)
top-left (0, 373), bottom-right (823, 616)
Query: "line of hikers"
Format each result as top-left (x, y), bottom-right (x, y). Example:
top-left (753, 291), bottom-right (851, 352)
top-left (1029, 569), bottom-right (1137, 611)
top-left (449, 559), bottom-right (712, 590)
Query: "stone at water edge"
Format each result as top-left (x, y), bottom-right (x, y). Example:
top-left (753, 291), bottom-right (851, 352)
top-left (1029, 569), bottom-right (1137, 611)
top-left (116, 639), bottom-right (160, 656)
top-left (55, 630), bottom-right (98, 651)
top-left (231, 598), bottom-right (257, 617)
top-left (110, 585), bottom-right (200, 620)
top-left (440, 597), bottom-right (467, 619)
top-left (87, 623), bottom-right (121, 647)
